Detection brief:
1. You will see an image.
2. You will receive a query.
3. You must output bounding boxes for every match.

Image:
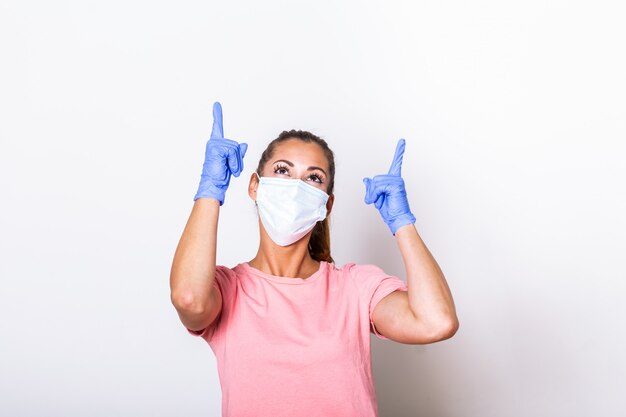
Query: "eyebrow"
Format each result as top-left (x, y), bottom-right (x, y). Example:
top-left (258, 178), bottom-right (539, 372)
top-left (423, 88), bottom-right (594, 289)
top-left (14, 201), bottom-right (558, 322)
top-left (272, 159), bottom-right (327, 176)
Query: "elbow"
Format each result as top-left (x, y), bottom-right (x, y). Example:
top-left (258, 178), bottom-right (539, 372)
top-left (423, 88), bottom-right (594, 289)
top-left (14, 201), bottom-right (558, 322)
top-left (421, 316), bottom-right (459, 344)
top-left (170, 272), bottom-right (208, 314)
top-left (436, 316), bottom-right (459, 341)
top-left (171, 290), bottom-right (206, 315)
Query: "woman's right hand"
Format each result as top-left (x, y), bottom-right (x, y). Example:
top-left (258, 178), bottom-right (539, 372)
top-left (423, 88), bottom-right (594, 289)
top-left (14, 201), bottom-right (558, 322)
top-left (194, 101), bottom-right (248, 205)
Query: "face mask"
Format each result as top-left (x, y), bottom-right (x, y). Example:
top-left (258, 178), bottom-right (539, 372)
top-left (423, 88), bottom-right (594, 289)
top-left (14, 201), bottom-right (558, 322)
top-left (254, 172), bottom-right (329, 246)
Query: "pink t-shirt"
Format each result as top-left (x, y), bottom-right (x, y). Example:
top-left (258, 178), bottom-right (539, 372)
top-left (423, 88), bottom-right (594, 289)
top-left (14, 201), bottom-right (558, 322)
top-left (186, 261), bottom-right (408, 417)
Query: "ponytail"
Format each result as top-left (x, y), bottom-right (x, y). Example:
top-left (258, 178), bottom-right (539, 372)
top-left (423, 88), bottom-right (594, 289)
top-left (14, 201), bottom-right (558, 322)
top-left (309, 218), bottom-right (333, 264)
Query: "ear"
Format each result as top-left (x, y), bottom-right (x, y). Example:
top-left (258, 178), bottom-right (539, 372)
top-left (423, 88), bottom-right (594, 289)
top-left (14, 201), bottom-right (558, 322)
top-left (248, 172), bottom-right (260, 201)
top-left (326, 194), bottom-right (335, 216)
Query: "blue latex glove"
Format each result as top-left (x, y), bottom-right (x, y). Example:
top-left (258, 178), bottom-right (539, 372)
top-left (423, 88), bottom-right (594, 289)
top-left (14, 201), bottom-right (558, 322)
top-left (363, 138), bottom-right (416, 234)
top-left (194, 102), bottom-right (248, 204)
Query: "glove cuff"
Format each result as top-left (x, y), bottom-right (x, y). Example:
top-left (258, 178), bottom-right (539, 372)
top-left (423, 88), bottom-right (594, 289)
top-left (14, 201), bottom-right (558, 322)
top-left (387, 212), bottom-right (417, 235)
top-left (194, 180), bottom-right (226, 205)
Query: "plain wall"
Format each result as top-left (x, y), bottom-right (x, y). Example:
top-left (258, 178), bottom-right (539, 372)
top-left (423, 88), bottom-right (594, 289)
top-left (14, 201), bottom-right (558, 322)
top-left (1, 1), bottom-right (625, 416)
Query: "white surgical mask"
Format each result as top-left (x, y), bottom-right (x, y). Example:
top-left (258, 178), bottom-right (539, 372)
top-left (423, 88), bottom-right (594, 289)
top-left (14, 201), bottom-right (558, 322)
top-left (254, 172), bottom-right (329, 246)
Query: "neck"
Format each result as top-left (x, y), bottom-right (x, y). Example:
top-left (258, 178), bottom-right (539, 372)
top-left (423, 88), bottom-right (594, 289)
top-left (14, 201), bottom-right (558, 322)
top-left (248, 230), bottom-right (321, 279)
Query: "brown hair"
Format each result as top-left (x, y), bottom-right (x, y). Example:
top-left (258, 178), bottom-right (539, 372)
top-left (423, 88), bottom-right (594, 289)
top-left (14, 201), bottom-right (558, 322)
top-left (256, 129), bottom-right (335, 264)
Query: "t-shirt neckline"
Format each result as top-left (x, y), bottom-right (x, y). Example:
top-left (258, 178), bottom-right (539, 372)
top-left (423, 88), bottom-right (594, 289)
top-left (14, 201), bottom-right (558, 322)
top-left (238, 261), bottom-right (328, 284)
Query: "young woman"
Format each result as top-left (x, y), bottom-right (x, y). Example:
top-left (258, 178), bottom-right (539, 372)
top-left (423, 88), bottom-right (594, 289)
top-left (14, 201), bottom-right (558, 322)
top-left (170, 102), bottom-right (458, 417)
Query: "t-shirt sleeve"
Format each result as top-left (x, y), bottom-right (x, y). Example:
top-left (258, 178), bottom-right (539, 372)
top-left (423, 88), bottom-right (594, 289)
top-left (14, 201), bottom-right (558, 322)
top-left (185, 265), bottom-right (231, 341)
top-left (351, 263), bottom-right (409, 340)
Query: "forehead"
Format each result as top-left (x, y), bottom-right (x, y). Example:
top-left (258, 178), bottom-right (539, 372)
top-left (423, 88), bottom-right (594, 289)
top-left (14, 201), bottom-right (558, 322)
top-left (270, 139), bottom-right (328, 168)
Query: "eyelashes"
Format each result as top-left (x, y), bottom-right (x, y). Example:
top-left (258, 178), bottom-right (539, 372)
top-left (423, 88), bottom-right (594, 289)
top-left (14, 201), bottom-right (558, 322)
top-left (273, 163), bottom-right (324, 184)
top-left (273, 163), bottom-right (290, 175)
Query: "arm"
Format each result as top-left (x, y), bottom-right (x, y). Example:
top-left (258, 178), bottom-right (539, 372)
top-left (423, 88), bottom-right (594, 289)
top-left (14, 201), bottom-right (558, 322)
top-left (170, 101), bottom-right (247, 333)
top-left (170, 198), bottom-right (223, 332)
top-left (394, 223), bottom-right (458, 341)
top-left (364, 139), bottom-right (458, 344)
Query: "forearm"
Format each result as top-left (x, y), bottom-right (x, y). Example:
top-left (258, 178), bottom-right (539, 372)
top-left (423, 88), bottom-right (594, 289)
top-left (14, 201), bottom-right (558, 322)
top-left (395, 224), bottom-right (458, 332)
top-left (170, 197), bottom-right (220, 312)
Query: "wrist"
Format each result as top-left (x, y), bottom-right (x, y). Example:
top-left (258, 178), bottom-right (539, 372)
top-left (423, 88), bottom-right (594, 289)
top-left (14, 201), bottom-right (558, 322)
top-left (387, 212), bottom-right (416, 235)
top-left (194, 181), bottom-right (226, 205)
top-left (193, 196), bottom-right (222, 206)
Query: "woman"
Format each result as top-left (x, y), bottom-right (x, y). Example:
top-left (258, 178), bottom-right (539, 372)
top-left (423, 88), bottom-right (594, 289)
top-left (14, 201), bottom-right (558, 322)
top-left (170, 102), bottom-right (458, 417)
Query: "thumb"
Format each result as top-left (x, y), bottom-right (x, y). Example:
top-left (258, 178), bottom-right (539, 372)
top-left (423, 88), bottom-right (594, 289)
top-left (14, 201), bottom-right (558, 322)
top-left (374, 194), bottom-right (385, 210)
top-left (363, 177), bottom-right (377, 204)
top-left (239, 142), bottom-right (248, 159)
top-left (227, 147), bottom-right (242, 177)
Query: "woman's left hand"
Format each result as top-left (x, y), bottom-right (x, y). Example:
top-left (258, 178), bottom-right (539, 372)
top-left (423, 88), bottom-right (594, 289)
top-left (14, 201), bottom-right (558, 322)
top-left (362, 139), bottom-right (416, 235)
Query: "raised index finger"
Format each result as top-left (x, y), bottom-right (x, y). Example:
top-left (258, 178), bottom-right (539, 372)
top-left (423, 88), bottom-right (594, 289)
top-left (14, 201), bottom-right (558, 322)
top-left (210, 101), bottom-right (224, 139)
top-left (387, 138), bottom-right (406, 176)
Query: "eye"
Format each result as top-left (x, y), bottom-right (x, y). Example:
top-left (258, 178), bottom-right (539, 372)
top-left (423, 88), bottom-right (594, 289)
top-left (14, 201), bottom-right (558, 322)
top-left (307, 173), bottom-right (324, 184)
top-left (274, 164), bottom-right (290, 175)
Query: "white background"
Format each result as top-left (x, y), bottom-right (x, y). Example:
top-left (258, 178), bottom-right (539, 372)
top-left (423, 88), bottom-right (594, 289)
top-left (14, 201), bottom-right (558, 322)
top-left (1, 1), bottom-right (625, 416)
